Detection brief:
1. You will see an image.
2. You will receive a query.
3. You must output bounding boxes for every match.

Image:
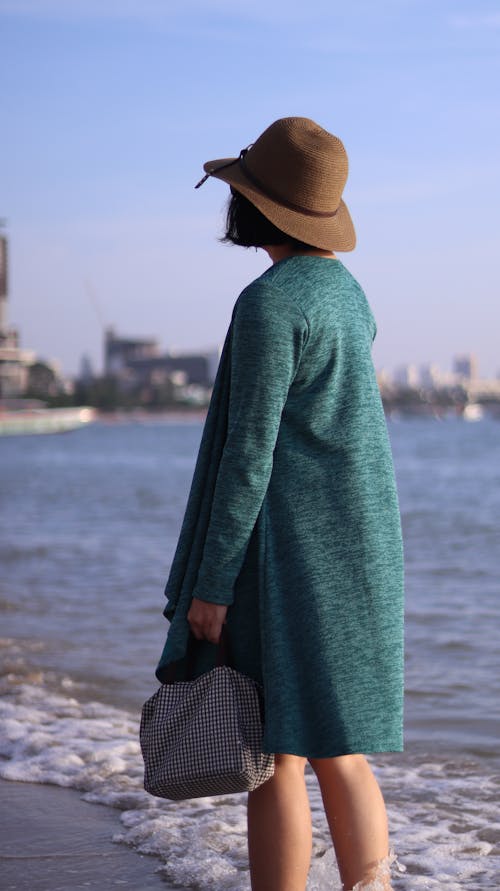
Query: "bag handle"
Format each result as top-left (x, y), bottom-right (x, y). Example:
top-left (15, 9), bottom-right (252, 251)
top-left (163, 624), bottom-right (233, 685)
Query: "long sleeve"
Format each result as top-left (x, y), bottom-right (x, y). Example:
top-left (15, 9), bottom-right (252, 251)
top-left (191, 281), bottom-right (309, 605)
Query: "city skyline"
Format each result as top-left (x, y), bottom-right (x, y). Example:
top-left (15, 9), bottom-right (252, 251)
top-left (1, 1), bottom-right (499, 377)
top-left (3, 223), bottom-right (496, 385)
top-left (3, 222), bottom-right (499, 380)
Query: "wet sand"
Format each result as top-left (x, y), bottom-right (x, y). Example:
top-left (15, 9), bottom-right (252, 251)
top-left (0, 778), bottom-right (173, 890)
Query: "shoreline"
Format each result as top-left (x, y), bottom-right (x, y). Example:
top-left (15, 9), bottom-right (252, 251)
top-left (95, 406), bottom-right (208, 424)
top-left (0, 777), bottom-right (174, 890)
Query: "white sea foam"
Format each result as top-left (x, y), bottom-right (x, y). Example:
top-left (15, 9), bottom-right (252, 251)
top-left (0, 656), bottom-right (498, 889)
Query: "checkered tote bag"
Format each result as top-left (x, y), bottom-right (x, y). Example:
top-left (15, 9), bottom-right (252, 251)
top-left (140, 658), bottom-right (275, 800)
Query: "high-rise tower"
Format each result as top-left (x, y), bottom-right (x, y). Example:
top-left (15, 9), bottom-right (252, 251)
top-left (0, 227), bottom-right (8, 336)
top-left (0, 226), bottom-right (35, 398)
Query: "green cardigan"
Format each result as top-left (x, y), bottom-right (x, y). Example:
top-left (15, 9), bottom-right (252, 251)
top-left (156, 256), bottom-right (404, 757)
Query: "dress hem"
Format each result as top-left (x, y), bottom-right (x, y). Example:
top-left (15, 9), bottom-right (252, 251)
top-left (263, 743), bottom-right (404, 759)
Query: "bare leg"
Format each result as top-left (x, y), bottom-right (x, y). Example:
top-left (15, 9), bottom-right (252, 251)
top-left (247, 753), bottom-right (311, 891)
top-left (309, 754), bottom-right (391, 891)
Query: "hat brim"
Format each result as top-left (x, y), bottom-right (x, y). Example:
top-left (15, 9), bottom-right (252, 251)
top-left (203, 157), bottom-right (356, 252)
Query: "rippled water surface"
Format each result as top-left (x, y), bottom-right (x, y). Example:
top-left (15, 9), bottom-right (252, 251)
top-left (1, 416), bottom-right (499, 888)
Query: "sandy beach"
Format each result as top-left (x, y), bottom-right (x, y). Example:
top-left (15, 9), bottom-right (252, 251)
top-left (0, 778), bottom-right (172, 890)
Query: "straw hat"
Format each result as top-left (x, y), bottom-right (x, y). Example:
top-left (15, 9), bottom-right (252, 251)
top-left (195, 117), bottom-right (356, 252)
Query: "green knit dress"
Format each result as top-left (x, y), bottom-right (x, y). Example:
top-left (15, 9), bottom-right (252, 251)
top-left (156, 256), bottom-right (404, 757)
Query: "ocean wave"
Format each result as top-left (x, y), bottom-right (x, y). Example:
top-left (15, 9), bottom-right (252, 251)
top-left (0, 664), bottom-right (498, 889)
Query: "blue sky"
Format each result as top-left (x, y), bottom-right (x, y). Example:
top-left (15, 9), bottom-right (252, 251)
top-left (1, 0), bottom-right (499, 377)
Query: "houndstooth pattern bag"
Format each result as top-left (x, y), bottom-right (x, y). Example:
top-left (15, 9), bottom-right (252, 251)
top-left (140, 650), bottom-right (275, 800)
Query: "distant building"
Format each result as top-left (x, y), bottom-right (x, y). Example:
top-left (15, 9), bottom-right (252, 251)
top-left (393, 364), bottom-right (420, 389)
top-left (376, 368), bottom-right (393, 389)
top-left (420, 363), bottom-right (442, 388)
top-left (26, 360), bottom-right (62, 399)
top-left (0, 231), bottom-right (7, 328)
top-left (0, 231), bottom-right (36, 398)
top-left (78, 354), bottom-right (95, 385)
top-left (453, 353), bottom-right (478, 381)
top-left (104, 327), bottom-right (218, 392)
top-left (104, 327), bottom-right (160, 376)
top-left (127, 352), bottom-right (216, 388)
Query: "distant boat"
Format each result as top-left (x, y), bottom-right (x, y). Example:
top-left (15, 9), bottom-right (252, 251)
top-left (462, 403), bottom-right (484, 422)
top-left (0, 406), bottom-right (97, 436)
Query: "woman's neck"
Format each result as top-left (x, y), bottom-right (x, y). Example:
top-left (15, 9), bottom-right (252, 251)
top-left (264, 244), bottom-right (336, 264)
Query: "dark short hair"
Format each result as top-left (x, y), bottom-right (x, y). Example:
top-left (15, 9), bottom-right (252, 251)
top-left (221, 188), bottom-right (315, 251)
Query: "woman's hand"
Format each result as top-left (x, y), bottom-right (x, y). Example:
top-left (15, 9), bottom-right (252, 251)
top-left (187, 598), bottom-right (228, 644)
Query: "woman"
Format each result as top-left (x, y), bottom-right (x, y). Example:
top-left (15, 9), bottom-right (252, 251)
top-left (156, 117), bottom-right (404, 891)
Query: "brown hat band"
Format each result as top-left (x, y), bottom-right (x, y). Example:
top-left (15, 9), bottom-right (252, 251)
top-left (196, 149), bottom-right (340, 220)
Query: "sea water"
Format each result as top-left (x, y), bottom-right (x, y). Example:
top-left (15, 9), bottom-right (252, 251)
top-left (1, 416), bottom-right (499, 889)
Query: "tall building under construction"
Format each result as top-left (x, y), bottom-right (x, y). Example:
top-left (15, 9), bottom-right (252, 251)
top-left (0, 229), bottom-right (35, 398)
